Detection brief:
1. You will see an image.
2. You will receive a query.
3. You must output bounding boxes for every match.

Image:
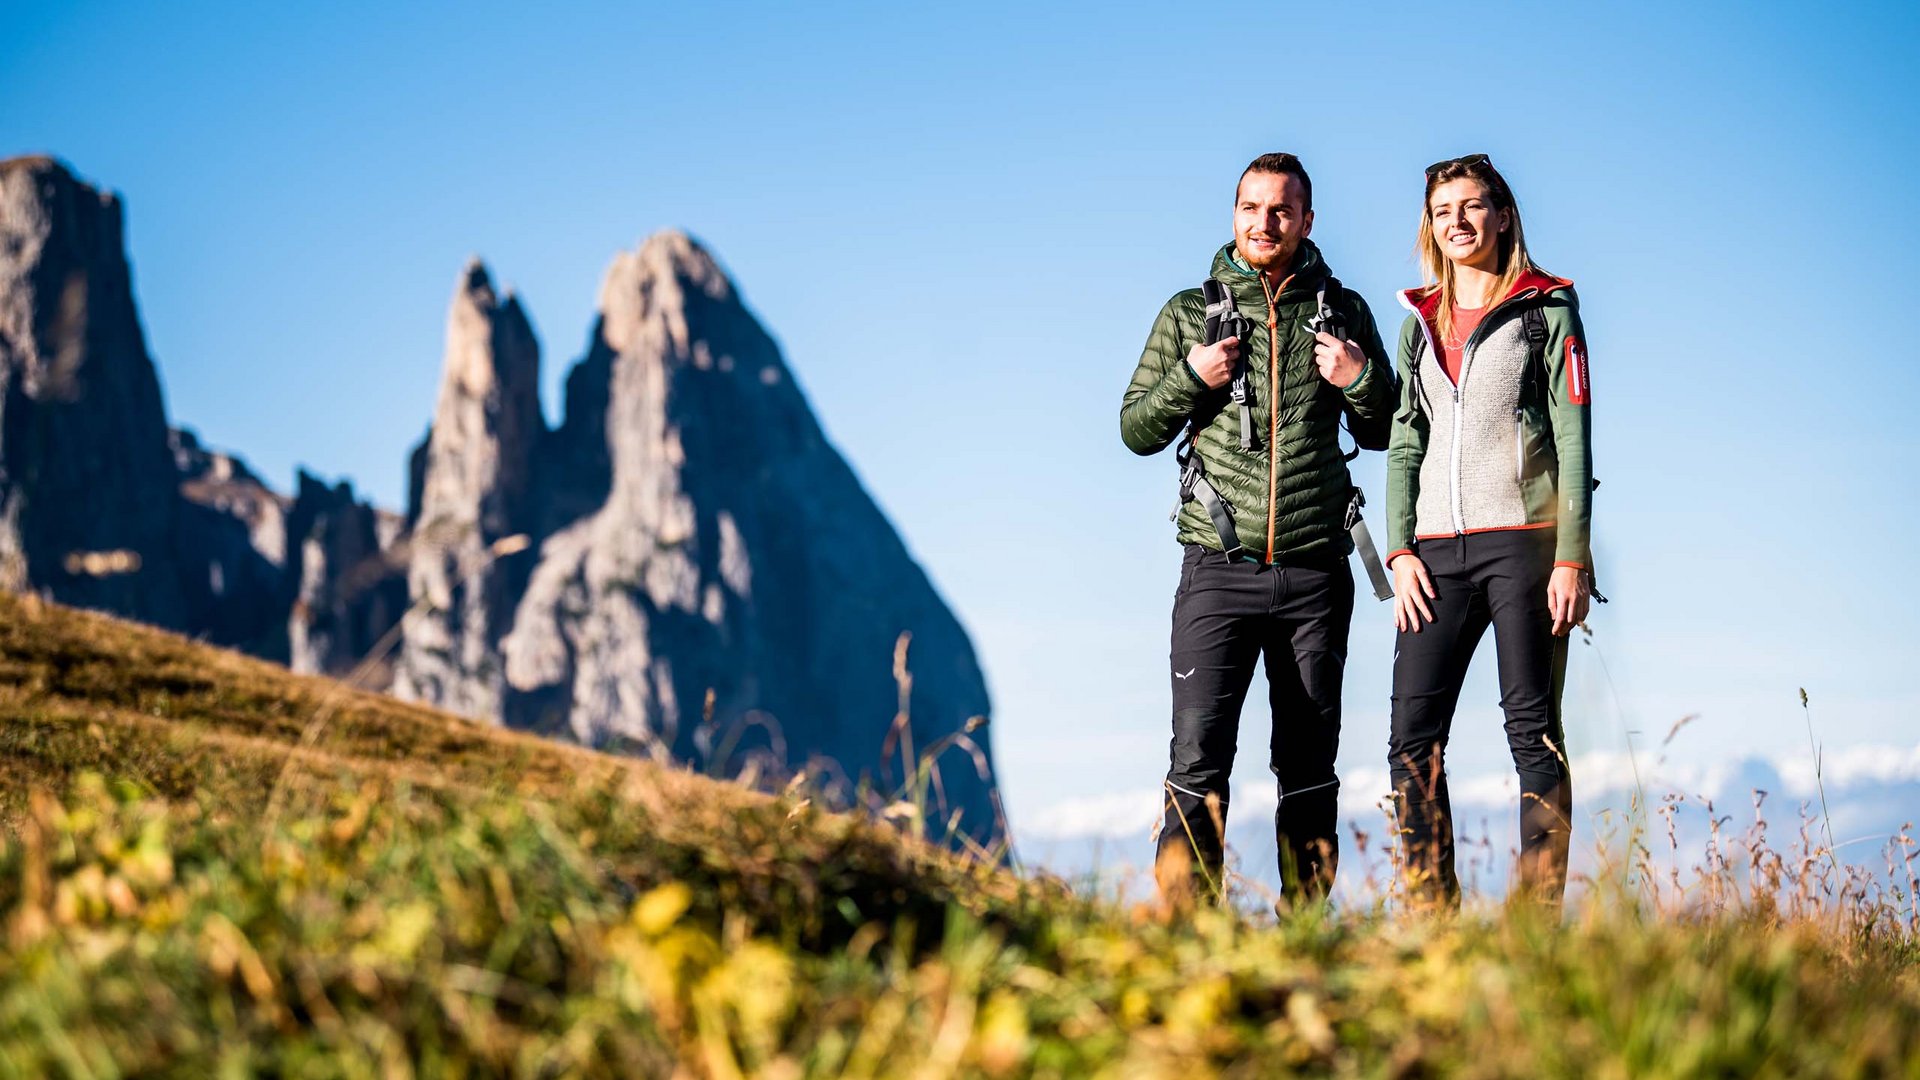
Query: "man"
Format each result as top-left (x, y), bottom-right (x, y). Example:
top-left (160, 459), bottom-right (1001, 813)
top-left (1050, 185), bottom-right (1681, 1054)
top-left (1120, 152), bottom-right (1395, 906)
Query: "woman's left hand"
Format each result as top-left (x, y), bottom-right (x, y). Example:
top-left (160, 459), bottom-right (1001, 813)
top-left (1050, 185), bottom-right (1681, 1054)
top-left (1547, 566), bottom-right (1590, 637)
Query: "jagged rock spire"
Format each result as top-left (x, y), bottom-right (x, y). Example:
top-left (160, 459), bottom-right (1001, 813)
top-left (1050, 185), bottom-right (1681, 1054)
top-left (392, 258), bottom-right (545, 719)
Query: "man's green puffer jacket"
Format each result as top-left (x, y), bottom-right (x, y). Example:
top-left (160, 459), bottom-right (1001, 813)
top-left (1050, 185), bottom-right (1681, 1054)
top-left (1121, 240), bottom-right (1396, 562)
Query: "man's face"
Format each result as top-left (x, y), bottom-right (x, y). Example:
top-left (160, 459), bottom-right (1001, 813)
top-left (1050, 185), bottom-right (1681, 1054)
top-left (1234, 170), bottom-right (1314, 273)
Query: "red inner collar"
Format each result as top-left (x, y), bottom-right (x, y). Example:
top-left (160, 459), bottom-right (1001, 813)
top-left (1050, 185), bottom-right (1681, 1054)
top-left (1402, 269), bottom-right (1572, 317)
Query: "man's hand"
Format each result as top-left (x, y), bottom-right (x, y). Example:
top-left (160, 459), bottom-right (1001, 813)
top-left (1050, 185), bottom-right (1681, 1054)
top-left (1185, 336), bottom-right (1240, 389)
top-left (1548, 565), bottom-right (1591, 637)
top-left (1312, 331), bottom-right (1366, 389)
top-left (1392, 554), bottom-right (1436, 633)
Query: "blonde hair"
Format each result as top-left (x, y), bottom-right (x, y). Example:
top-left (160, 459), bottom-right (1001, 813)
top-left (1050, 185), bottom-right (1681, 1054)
top-left (1416, 157), bottom-right (1548, 340)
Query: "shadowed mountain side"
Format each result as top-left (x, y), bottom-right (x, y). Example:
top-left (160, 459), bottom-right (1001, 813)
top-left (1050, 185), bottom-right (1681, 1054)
top-left (0, 156), bottom-right (187, 627)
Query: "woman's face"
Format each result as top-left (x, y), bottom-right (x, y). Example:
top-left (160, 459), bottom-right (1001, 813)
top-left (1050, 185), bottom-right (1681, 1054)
top-left (1428, 178), bottom-right (1509, 273)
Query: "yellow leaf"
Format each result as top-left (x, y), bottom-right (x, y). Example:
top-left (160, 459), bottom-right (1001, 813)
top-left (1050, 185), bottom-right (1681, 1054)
top-left (634, 882), bottom-right (693, 937)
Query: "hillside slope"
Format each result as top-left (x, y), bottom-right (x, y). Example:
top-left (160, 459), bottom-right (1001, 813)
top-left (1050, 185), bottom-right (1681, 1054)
top-left (0, 590), bottom-right (1015, 936)
top-left (0, 593), bottom-right (1916, 1077)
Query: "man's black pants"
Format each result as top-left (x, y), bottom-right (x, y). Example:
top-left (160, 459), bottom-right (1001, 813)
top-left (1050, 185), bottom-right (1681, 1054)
top-left (1157, 542), bottom-right (1353, 901)
top-left (1388, 529), bottom-right (1571, 904)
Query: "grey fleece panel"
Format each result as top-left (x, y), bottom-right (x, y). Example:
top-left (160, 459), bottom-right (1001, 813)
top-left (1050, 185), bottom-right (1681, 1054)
top-left (1411, 310), bottom-right (1536, 538)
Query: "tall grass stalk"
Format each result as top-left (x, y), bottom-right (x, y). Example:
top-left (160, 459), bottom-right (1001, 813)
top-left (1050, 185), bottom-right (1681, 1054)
top-left (1801, 687), bottom-right (1844, 888)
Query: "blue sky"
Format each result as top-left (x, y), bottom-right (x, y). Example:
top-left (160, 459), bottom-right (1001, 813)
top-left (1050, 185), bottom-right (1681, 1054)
top-left (4, 1), bottom-right (1916, 857)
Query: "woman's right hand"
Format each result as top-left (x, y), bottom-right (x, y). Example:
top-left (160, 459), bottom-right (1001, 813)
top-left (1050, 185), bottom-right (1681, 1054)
top-left (1392, 555), bottom-right (1436, 633)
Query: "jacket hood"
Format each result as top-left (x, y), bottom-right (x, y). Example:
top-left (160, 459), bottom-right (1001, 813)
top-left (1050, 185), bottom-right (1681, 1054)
top-left (1397, 268), bottom-right (1574, 318)
top-left (1212, 239), bottom-right (1330, 305)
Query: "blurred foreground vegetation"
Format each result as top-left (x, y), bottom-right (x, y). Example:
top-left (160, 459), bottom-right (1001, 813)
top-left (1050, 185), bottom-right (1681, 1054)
top-left (0, 592), bottom-right (1915, 1077)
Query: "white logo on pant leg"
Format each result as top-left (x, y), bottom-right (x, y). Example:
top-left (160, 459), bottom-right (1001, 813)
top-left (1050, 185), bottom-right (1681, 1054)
top-left (1175, 668), bottom-right (1195, 679)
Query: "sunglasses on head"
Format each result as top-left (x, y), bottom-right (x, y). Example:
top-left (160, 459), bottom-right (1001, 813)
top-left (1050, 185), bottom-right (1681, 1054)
top-left (1425, 153), bottom-right (1490, 179)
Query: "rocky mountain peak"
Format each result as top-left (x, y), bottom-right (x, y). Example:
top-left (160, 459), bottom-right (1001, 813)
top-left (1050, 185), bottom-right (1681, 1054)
top-left (595, 230), bottom-right (735, 358)
top-left (0, 155), bottom-right (186, 625)
top-left (488, 231), bottom-right (998, 840)
top-left (444, 259), bottom-right (523, 398)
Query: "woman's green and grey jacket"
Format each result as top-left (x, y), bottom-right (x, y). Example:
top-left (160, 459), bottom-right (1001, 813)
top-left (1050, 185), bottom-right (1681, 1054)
top-left (1120, 241), bottom-right (1396, 563)
top-left (1384, 271), bottom-right (1593, 572)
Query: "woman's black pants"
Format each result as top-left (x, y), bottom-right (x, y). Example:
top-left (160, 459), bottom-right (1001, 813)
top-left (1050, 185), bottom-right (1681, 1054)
top-left (1388, 528), bottom-right (1571, 905)
top-left (1157, 543), bottom-right (1353, 903)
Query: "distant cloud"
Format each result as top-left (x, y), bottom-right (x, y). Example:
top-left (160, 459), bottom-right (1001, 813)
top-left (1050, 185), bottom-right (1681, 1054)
top-left (1018, 742), bottom-right (1920, 902)
top-left (1019, 742), bottom-right (1920, 845)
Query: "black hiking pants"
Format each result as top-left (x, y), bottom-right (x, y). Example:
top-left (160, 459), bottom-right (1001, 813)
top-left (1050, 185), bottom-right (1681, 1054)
top-left (1388, 528), bottom-right (1571, 905)
top-left (1157, 542), bottom-right (1353, 902)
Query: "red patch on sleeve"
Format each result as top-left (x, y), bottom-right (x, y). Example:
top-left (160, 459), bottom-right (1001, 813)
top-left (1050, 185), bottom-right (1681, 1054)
top-left (1565, 336), bottom-right (1589, 404)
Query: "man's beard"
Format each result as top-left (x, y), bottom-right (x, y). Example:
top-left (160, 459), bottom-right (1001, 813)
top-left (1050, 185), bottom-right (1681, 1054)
top-left (1237, 235), bottom-right (1299, 273)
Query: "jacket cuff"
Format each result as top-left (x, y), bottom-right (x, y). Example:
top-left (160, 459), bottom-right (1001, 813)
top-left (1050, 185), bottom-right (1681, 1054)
top-left (1386, 548), bottom-right (1414, 568)
top-left (1340, 356), bottom-right (1373, 397)
top-left (1553, 560), bottom-right (1587, 571)
top-left (1179, 359), bottom-right (1207, 391)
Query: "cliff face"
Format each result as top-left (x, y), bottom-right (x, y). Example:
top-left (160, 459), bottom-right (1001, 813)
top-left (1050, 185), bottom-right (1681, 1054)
top-left (0, 156), bottom-right (1001, 845)
top-left (0, 156), bottom-right (188, 627)
top-left (391, 261), bottom-right (543, 717)
top-left (172, 427), bottom-right (290, 656)
top-left (285, 471), bottom-right (407, 680)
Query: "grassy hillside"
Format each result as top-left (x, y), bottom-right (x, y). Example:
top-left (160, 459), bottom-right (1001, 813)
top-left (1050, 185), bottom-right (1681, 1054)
top-left (0, 591), bottom-right (1915, 1077)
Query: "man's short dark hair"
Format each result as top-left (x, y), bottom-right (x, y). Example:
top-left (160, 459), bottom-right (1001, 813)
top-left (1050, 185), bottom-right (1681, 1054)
top-left (1237, 152), bottom-right (1313, 213)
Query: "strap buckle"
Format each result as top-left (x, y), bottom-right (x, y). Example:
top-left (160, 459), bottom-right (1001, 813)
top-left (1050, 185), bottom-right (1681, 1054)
top-left (1305, 283), bottom-right (1345, 340)
top-left (1178, 456), bottom-right (1203, 496)
top-left (1342, 488), bottom-right (1366, 531)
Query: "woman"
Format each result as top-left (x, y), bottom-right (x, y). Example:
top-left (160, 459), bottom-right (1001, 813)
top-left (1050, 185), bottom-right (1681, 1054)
top-left (1382, 154), bottom-right (1595, 906)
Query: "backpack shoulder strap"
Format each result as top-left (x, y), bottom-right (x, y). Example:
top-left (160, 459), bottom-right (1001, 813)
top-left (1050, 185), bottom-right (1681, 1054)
top-left (1309, 276), bottom-right (1367, 461)
top-left (1522, 302), bottom-right (1549, 356)
top-left (1407, 313), bottom-right (1430, 417)
top-left (1202, 278), bottom-right (1259, 451)
top-left (1520, 302), bottom-right (1550, 409)
top-left (1316, 276), bottom-right (1344, 330)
